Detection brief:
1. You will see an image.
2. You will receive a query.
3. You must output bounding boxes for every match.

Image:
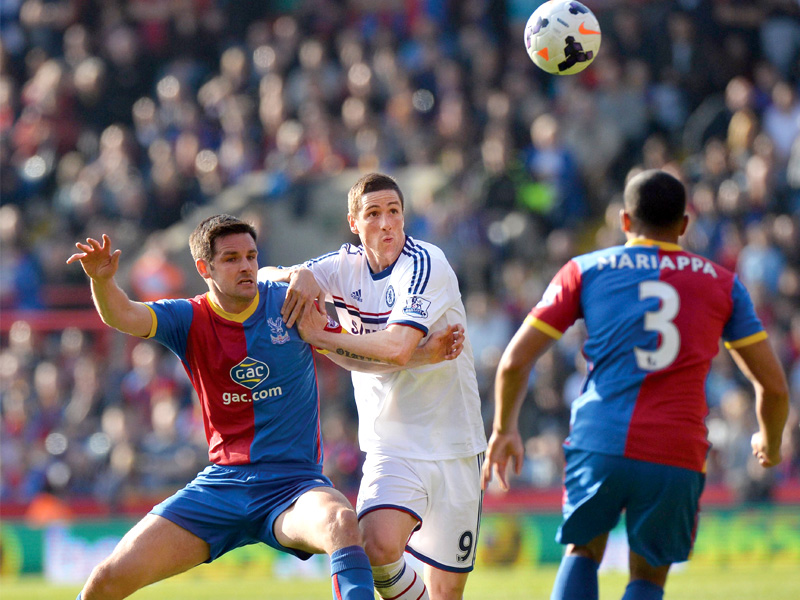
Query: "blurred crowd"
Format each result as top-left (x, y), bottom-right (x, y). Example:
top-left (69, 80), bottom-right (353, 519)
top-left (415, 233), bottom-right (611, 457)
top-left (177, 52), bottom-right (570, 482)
top-left (1, 0), bottom-right (799, 510)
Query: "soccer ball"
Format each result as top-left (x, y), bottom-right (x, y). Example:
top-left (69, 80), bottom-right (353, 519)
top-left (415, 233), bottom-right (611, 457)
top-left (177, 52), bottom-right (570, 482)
top-left (524, 1), bottom-right (602, 75)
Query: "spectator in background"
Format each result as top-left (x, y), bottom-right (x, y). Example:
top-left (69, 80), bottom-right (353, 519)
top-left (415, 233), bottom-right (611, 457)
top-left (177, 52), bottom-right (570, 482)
top-left (757, 0), bottom-right (800, 80)
top-left (129, 235), bottom-right (186, 301)
top-left (467, 290), bottom-right (515, 396)
top-left (653, 8), bottom-right (716, 110)
top-left (762, 80), bottom-right (800, 167)
top-left (520, 113), bottom-right (587, 231)
top-left (737, 221), bottom-right (785, 297)
top-left (0, 204), bottom-right (44, 309)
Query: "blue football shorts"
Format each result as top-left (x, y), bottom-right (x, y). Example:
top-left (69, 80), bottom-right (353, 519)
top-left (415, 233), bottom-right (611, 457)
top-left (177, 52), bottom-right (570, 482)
top-left (150, 463), bottom-right (333, 562)
top-left (557, 447), bottom-right (705, 566)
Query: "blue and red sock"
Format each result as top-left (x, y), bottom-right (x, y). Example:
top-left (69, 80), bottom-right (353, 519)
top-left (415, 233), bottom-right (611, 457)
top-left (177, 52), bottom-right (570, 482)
top-left (330, 545), bottom-right (374, 600)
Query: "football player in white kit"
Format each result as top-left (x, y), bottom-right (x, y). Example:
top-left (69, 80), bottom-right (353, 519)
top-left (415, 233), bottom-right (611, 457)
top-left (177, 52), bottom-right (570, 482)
top-left (261, 173), bottom-right (487, 600)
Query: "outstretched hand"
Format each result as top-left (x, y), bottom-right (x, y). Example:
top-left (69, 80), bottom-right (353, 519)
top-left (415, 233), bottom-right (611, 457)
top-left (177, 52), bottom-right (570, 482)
top-left (481, 429), bottom-right (525, 491)
top-left (66, 234), bottom-right (121, 281)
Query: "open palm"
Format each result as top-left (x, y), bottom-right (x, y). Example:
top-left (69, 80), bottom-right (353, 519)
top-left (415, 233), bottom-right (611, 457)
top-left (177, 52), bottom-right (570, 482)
top-left (66, 234), bottom-right (121, 281)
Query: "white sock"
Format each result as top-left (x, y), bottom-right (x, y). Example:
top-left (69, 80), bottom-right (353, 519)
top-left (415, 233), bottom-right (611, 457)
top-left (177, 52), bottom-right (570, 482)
top-left (372, 556), bottom-right (429, 600)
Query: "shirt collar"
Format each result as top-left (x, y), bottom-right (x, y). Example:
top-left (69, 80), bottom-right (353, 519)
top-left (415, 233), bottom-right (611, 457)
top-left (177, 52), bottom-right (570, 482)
top-left (206, 290), bottom-right (260, 323)
top-left (624, 238), bottom-right (683, 252)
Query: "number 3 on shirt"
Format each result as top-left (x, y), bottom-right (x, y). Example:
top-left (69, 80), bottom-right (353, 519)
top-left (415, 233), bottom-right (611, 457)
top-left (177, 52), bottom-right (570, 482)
top-left (634, 280), bottom-right (680, 371)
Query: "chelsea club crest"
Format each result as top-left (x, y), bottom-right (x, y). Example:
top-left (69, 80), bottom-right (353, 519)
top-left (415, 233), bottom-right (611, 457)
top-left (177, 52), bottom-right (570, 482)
top-left (386, 285), bottom-right (396, 307)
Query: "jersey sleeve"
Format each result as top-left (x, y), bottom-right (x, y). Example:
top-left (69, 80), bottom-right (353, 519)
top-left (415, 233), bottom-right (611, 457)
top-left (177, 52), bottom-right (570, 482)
top-left (144, 297), bottom-right (194, 358)
top-left (527, 259), bottom-right (583, 340)
top-left (387, 252), bottom-right (452, 336)
top-left (722, 275), bottom-right (767, 349)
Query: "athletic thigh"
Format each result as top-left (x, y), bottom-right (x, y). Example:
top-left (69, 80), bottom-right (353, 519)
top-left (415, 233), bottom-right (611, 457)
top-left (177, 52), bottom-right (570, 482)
top-left (90, 514), bottom-right (209, 593)
top-left (274, 486), bottom-right (361, 555)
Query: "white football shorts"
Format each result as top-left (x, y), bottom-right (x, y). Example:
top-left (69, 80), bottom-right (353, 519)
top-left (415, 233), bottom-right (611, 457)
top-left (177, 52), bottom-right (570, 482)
top-left (356, 452), bottom-right (485, 572)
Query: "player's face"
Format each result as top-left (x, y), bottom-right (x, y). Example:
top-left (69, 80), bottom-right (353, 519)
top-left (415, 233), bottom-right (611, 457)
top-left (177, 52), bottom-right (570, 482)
top-left (348, 189), bottom-right (405, 272)
top-left (202, 232), bottom-right (259, 312)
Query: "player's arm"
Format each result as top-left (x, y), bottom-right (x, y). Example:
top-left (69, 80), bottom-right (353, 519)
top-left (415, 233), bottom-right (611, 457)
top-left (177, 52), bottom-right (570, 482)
top-left (728, 338), bottom-right (790, 467)
top-left (260, 265), bottom-right (323, 328)
top-left (482, 319), bottom-right (557, 491)
top-left (319, 324), bottom-right (464, 373)
top-left (66, 235), bottom-right (153, 337)
top-left (300, 310), bottom-right (425, 366)
top-left (291, 254), bottom-right (462, 367)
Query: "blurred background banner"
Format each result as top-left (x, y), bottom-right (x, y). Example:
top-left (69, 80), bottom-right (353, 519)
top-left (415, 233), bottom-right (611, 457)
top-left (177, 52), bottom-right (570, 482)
top-left (2, 503), bottom-right (799, 580)
top-left (1, 0), bottom-right (799, 581)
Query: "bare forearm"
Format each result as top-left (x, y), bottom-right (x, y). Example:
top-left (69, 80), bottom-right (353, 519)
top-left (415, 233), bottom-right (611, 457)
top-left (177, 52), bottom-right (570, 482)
top-left (493, 363), bottom-right (531, 434)
top-left (404, 348), bottom-right (437, 368)
top-left (730, 340), bottom-right (790, 447)
top-left (259, 266), bottom-right (292, 283)
top-left (310, 328), bottom-right (410, 365)
top-left (756, 389), bottom-right (789, 447)
top-left (321, 349), bottom-right (404, 373)
top-left (319, 324), bottom-right (457, 373)
top-left (91, 278), bottom-right (152, 337)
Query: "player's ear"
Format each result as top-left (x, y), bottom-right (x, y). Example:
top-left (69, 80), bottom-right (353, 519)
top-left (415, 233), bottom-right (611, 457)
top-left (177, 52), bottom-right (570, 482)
top-left (679, 214), bottom-right (689, 236)
top-left (347, 213), bottom-right (359, 235)
top-left (619, 209), bottom-right (631, 232)
top-left (196, 258), bottom-right (211, 279)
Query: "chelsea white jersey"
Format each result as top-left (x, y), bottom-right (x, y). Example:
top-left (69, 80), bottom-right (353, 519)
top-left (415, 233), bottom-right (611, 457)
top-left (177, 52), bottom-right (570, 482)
top-left (300, 237), bottom-right (487, 460)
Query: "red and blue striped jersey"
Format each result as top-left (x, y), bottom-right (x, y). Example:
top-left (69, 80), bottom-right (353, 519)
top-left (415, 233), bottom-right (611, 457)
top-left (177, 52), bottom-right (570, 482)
top-left (143, 278), bottom-right (324, 469)
top-left (528, 239), bottom-right (766, 473)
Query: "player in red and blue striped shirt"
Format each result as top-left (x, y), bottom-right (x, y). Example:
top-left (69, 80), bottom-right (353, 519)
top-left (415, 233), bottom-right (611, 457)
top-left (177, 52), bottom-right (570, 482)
top-left (68, 214), bottom-right (374, 600)
top-left (481, 170), bottom-right (789, 600)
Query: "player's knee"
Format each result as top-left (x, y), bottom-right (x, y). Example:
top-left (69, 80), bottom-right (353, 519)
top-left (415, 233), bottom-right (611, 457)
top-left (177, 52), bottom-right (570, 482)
top-left (362, 531), bottom-right (404, 565)
top-left (565, 543), bottom-right (603, 564)
top-left (629, 553), bottom-right (669, 588)
top-left (82, 561), bottom-right (125, 600)
top-left (325, 504), bottom-right (362, 547)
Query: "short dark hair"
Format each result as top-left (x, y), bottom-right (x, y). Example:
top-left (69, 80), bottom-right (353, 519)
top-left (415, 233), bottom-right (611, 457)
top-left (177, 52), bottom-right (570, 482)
top-left (348, 172), bottom-right (404, 216)
top-left (623, 170), bottom-right (686, 229)
top-left (189, 214), bottom-right (257, 263)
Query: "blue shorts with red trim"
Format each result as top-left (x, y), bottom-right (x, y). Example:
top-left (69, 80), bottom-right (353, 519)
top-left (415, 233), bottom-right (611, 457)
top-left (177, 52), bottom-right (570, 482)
top-left (151, 463), bottom-right (333, 562)
top-left (557, 447), bottom-right (705, 566)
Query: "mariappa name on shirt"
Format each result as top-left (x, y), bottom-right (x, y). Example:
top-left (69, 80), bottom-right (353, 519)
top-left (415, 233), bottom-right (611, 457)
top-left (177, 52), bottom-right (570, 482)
top-left (597, 252), bottom-right (718, 277)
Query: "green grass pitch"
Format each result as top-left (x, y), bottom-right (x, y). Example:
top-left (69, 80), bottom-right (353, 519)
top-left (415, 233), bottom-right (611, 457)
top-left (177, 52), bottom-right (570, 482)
top-left (2, 563), bottom-right (798, 600)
